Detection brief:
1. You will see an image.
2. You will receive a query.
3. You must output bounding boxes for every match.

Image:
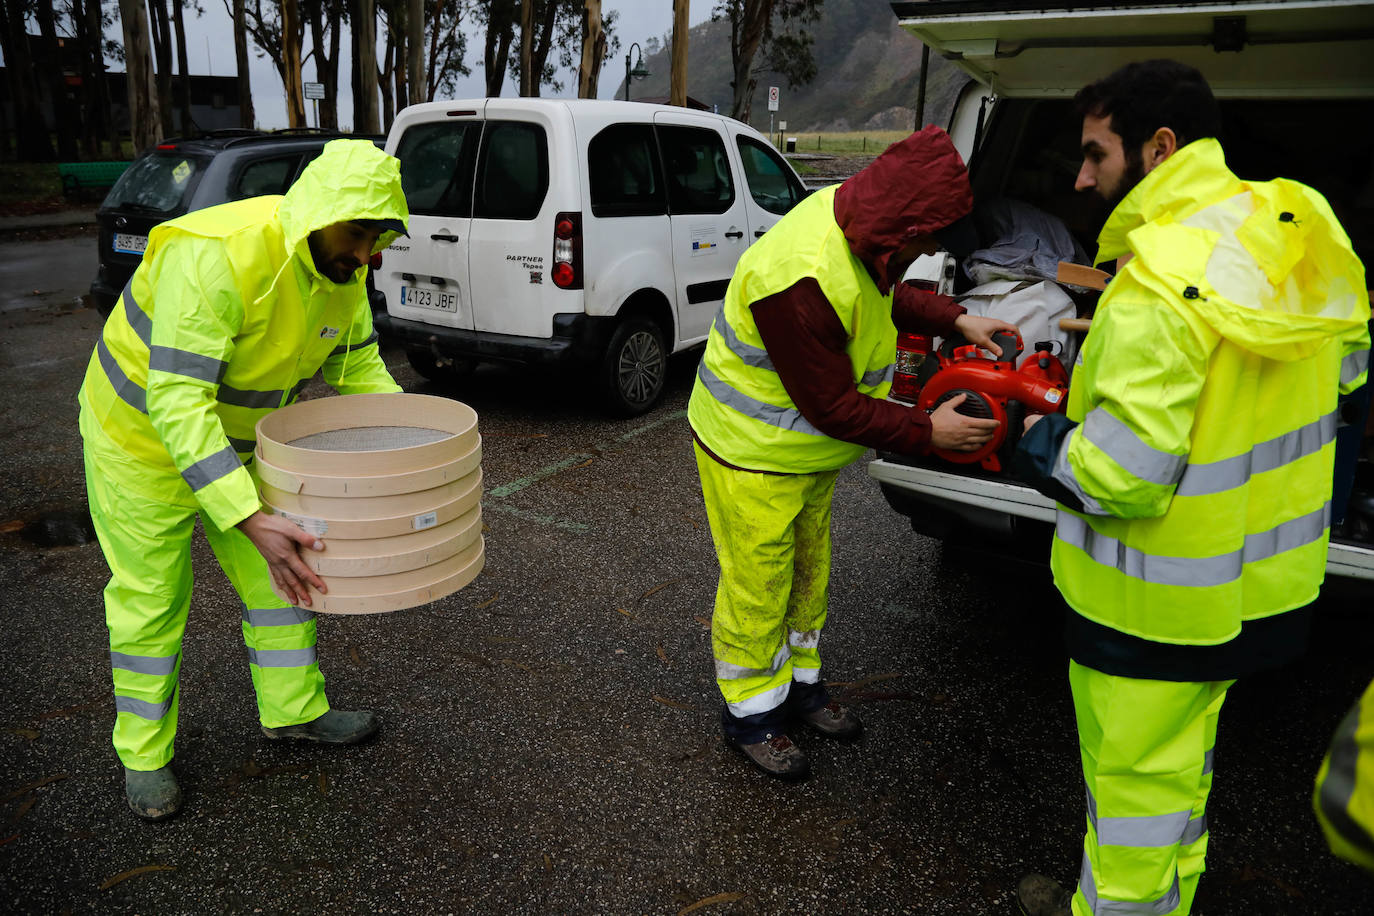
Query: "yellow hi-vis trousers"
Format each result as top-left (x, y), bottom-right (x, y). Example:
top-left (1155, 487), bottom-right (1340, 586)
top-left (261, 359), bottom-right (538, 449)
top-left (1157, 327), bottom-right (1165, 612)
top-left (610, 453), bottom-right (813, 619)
top-left (83, 440), bottom-right (329, 772)
top-left (694, 443), bottom-right (837, 718)
top-left (1069, 661), bottom-right (1233, 916)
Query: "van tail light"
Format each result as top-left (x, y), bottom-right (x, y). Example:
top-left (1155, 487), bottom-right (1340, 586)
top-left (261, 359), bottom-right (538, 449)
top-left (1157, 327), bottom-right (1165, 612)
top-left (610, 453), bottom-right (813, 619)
top-left (369, 251), bottom-right (383, 270)
top-left (551, 211), bottom-right (583, 290)
top-left (890, 332), bottom-right (933, 403)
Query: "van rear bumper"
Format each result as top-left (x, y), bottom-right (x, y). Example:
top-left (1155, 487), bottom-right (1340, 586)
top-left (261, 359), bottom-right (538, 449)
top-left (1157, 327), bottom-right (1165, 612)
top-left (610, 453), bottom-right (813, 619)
top-left (376, 312), bottom-right (613, 367)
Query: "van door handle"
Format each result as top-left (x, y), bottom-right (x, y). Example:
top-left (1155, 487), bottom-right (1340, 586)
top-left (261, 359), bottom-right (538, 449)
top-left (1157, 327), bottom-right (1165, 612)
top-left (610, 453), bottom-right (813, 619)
top-left (724, 229), bottom-right (744, 240)
top-left (430, 232), bottom-right (460, 242)
top-left (754, 228), bottom-right (767, 238)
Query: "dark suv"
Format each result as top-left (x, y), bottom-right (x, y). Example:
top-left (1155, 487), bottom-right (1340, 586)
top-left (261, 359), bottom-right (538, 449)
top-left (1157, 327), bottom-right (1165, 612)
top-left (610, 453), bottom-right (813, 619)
top-left (90, 129), bottom-right (386, 317)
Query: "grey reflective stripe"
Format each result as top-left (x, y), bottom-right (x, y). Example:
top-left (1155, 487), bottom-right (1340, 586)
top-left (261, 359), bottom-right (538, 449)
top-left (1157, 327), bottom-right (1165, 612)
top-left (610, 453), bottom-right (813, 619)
top-left (110, 650), bottom-right (178, 677)
top-left (115, 692), bottom-right (174, 720)
top-left (714, 305), bottom-right (775, 370)
top-left (242, 605), bottom-right (313, 627)
top-left (227, 435), bottom-right (256, 453)
top-left (218, 384), bottom-right (283, 408)
top-left (1342, 348), bottom-right (1370, 386)
top-left (1051, 431), bottom-right (1111, 516)
top-left (286, 377), bottom-right (311, 404)
top-left (1082, 407), bottom-right (1187, 487)
top-left (96, 337), bottom-right (148, 413)
top-left (788, 628), bottom-right (821, 650)
top-left (1177, 412), bottom-right (1336, 497)
top-left (122, 281), bottom-right (152, 346)
top-left (1180, 813), bottom-right (1208, 846)
top-left (1317, 697), bottom-right (1374, 858)
top-left (1087, 788), bottom-right (1193, 847)
top-left (330, 331), bottom-right (380, 356)
top-left (860, 363), bottom-right (894, 388)
top-left (1203, 747), bottom-right (1214, 775)
top-left (1079, 854), bottom-right (1181, 916)
top-left (246, 646), bottom-right (319, 668)
top-left (148, 345), bottom-right (227, 384)
top-left (696, 360), bottom-right (826, 437)
top-left (181, 446), bottom-right (244, 492)
top-left (715, 644), bottom-right (790, 680)
top-left (1057, 502), bottom-right (1330, 588)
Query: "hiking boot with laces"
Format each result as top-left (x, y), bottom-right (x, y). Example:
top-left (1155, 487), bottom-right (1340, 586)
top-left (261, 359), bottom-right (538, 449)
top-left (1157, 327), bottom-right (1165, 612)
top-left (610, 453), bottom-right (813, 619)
top-left (124, 764), bottom-right (182, 821)
top-left (726, 731), bottom-right (811, 781)
top-left (1016, 873), bottom-right (1073, 916)
top-left (261, 708), bottom-right (380, 744)
top-left (797, 700), bottom-right (864, 741)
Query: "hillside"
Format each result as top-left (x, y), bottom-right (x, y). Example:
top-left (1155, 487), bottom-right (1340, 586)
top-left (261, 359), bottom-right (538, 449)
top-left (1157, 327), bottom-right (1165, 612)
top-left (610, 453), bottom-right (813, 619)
top-left (619, 0), bottom-right (967, 133)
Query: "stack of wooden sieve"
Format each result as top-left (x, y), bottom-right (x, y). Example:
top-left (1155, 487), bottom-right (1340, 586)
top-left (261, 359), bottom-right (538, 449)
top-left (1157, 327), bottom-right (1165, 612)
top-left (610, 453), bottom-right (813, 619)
top-left (253, 392), bottom-right (484, 613)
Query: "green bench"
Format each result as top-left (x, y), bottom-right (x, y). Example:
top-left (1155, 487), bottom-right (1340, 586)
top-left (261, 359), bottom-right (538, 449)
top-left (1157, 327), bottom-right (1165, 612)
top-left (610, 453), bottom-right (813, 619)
top-left (58, 161), bottom-right (132, 198)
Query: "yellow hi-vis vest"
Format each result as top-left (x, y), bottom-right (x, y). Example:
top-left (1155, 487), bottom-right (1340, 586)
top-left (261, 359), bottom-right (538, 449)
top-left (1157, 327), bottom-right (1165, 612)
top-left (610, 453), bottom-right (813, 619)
top-left (1050, 139), bottom-right (1370, 645)
top-left (77, 139), bottom-right (409, 532)
top-left (688, 185), bottom-right (897, 474)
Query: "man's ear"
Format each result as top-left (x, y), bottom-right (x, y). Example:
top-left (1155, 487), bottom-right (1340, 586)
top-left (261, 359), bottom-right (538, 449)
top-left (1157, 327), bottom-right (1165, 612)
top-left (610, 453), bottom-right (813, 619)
top-left (1141, 127), bottom-right (1179, 174)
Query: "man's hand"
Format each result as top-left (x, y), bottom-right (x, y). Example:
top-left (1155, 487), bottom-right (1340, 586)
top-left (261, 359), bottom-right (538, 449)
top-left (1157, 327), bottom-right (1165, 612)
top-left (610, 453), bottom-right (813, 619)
top-left (929, 393), bottom-right (1001, 451)
top-left (952, 313), bottom-right (1020, 358)
top-left (237, 511), bottom-right (327, 607)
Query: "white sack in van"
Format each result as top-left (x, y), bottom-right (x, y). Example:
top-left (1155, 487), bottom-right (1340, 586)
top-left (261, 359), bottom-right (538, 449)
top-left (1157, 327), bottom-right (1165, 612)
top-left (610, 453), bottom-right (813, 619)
top-left (952, 279), bottom-right (1079, 373)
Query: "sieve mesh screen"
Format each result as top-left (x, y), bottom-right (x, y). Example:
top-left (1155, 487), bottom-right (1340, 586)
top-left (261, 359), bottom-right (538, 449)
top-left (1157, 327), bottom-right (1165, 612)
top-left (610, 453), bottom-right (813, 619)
top-left (288, 426), bottom-right (454, 452)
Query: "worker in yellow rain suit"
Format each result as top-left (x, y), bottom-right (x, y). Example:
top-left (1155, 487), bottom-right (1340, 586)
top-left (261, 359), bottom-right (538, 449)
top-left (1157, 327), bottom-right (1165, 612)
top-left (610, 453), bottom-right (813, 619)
top-left (1011, 61), bottom-right (1370, 914)
top-left (689, 127), bottom-right (1017, 780)
top-left (78, 139), bottom-right (410, 820)
top-left (1315, 676), bottom-right (1374, 873)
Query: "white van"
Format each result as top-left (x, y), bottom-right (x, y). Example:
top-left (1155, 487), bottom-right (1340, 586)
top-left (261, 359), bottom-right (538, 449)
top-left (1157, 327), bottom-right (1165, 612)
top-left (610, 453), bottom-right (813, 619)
top-left (870, 0), bottom-right (1374, 578)
top-left (375, 98), bottom-right (809, 415)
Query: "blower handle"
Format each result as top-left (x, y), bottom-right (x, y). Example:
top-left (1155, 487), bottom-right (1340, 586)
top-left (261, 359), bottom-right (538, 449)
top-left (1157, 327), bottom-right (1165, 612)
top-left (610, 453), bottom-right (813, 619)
top-left (990, 330), bottom-right (1023, 365)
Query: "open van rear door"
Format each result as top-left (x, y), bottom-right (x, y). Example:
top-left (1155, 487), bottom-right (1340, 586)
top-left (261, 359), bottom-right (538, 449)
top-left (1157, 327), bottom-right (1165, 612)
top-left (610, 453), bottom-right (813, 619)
top-left (890, 0), bottom-right (1374, 97)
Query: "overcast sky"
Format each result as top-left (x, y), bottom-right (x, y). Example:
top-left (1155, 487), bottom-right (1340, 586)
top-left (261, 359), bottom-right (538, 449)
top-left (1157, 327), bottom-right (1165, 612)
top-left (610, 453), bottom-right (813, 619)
top-left (152, 2), bottom-right (715, 130)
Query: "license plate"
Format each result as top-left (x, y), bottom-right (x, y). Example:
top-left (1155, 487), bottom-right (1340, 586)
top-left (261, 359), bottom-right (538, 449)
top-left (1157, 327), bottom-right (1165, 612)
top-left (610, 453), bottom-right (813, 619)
top-left (400, 285), bottom-right (456, 312)
top-left (113, 233), bottom-right (148, 255)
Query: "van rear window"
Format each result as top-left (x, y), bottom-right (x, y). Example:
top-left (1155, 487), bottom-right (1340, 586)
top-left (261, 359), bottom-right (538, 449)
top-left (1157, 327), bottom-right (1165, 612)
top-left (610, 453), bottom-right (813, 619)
top-left (589, 124), bottom-right (667, 218)
top-left (103, 153), bottom-right (208, 214)
top-left (474, 121), bottom-right (549, 220)
top-left (657, 125), bottom-right (735, 216)
top-left (395, 121), bottom-right (483, 217)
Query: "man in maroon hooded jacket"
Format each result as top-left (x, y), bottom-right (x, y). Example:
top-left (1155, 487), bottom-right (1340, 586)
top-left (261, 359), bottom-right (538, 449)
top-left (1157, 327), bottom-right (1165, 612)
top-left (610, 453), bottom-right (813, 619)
top-left (688, 127), bottom-right (1016, 779)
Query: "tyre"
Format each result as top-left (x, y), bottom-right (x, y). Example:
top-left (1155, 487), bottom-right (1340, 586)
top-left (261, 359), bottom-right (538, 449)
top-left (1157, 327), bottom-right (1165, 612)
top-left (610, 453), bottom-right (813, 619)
top-left (405, 347), bottom-right (477, 385)
top-left (599, 317), bottom-right (667, 417)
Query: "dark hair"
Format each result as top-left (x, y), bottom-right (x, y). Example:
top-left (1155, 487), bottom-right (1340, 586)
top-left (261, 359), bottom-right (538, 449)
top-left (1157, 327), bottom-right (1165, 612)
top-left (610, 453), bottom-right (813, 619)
top-left (1074, 60), bottom-right (1221, 152)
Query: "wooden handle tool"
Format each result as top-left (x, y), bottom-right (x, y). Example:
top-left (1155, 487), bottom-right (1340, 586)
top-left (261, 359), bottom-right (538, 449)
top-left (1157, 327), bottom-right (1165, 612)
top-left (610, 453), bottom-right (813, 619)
top-left (1057, 261), bottom-right (1111, 291)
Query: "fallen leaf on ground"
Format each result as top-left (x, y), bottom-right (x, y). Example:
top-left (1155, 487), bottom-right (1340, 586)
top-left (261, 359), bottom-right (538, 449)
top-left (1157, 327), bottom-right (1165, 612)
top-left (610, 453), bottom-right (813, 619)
top-left (656, 646), bottom-right (670, 665)
top-left (827, 672), bottom-right (901, 690)
top-left (615, 607), bottom-right (635, 619)
top-left (2, 773), bottom-right (69, 803)
top-left (640, 579), bottom-right (683, 601)
top-left (317, 772), bottom-right (329, 796)
top-left (348, 646), bottom-right (365, 667)
top-left (99, 864), bottom-right (175, 891)
top-left (572, 458), bottom-right (594, 469)
top-left (652, 695), bottom-right (696, 712)
top-left (0, 520), bottom-right (23, 533)
top-left (37, 700), bottom-right (102, 721)
top-left (500, 658), bottom-right (533, 673)
top-left (0, 834), bottom-right (17, 847)
top-left (678, 891), bottom-right (746, 914)
top-left (693, 616), bottom-right (711, 629)
top-left (474, 592), bottom-right (500, 609)
top-left (4, 727), bottom-right (40, 740)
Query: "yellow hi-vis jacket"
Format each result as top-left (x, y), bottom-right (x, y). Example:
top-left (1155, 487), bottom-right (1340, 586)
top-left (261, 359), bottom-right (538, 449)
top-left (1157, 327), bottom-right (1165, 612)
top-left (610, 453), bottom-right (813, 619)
top-left (78, 139), bottom-right (409, 532)
top-left (1050, 138), bottom-right (1370, 645)
top-left (688, 185), bottom-right (896, 473)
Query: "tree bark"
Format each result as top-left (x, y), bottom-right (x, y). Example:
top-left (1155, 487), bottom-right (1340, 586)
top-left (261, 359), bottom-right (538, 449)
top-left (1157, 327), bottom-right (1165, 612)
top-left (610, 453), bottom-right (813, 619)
top-left (35, 0), bottom-right (78, 158)
top-left (0, 0), bottom-right (54, 160)
top-left (324, 0), bottom-right (341, 128)
top-left (484, 0), bottom-right (515, 97)
top-left (81, 0), bottom-right (118, 154)
top-left (670, 0), bottom-right (689, 108)
top-left (406, 0), bottom-right (422, 105)
top-left (281, 0), bottom-right (306, 127)
top-left (171, 0), bottom-right (195, 134)
top-left (233, 0), bottom-right (256, 128)
top-left (576, 0), bottom-right (602, 99)
top-left (148, 0), bottom-right (175, 136)
top-left (118, 0), bottom-right (162, 152)
top-left (380, 22), bottom-right (395, 129)
top-left (518, 0), bottom-right (534, 97)
top-left (352, 0), bottom-right (380, 133)
top-left (729, 0), bottom-right (771, 123)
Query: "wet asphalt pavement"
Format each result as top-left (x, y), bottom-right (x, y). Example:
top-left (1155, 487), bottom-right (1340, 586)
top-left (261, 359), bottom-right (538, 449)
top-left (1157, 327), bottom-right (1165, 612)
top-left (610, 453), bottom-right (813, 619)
top-left (2, 232), bottom-right (1372, 914)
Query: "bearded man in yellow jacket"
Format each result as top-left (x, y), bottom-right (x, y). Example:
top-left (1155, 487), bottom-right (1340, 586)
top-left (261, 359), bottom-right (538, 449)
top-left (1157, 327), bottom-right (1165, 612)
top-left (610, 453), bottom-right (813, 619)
top-left (1012, 61), bottom-right (1370, 915)
top-left (78, 139), bottom-right (410, 820)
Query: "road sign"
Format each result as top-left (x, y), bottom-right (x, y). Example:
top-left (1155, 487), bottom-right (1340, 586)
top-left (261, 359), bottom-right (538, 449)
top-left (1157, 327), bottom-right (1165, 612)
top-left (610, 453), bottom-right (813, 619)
top-left (767, 86), bottom-right (779, 112)
top-left (303, 81), bottom-right (326, 100)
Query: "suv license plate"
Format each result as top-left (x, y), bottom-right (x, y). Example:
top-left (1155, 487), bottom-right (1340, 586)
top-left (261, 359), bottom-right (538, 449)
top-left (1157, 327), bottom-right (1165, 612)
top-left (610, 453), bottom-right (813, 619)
top-left (400, 285), bottom-right (456, 312)
top-left (113, 233), bottom-right (148, 255)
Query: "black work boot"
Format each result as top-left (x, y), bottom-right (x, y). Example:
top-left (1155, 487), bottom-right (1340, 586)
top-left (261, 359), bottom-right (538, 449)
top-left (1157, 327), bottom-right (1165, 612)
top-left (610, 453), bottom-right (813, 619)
top-left (797, 700), bottom-right (864, 741)
top-left (124, 765), bottom-right (182, 821)
top-left (261, 709), bottom-right (380, 744)
top-left (725, 730), bottom-right (811, 781)
top-left (1016, 873), bottom-right (1073, 916)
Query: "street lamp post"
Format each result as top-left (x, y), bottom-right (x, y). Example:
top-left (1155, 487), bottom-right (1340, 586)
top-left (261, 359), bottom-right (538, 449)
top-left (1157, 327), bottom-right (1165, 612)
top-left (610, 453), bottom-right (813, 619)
top-left (624, 42), bottom-right (649, 102)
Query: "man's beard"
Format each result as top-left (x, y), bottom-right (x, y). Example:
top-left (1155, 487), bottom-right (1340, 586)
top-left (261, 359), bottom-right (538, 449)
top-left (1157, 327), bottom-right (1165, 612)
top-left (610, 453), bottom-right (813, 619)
top-left (1102, 150), bottom-right (1147, 210)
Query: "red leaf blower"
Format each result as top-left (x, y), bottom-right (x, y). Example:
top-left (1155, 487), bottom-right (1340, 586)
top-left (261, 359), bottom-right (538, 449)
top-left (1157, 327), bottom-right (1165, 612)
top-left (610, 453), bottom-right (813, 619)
top-left (914, 331), bottom-right (1070, 472)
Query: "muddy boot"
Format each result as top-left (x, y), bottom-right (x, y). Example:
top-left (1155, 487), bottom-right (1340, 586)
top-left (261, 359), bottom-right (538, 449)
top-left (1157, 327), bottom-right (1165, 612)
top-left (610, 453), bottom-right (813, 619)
top-left (261, 709), bottom-right (380, 744)
top-left (725, 731), bottom-right (811, 781)
top-left (1016, 873), bottom-right (1073, 916)
top-left (797, 700), bottom-right (864, 741)
top-left (124, 765), bottom-right (182, 821)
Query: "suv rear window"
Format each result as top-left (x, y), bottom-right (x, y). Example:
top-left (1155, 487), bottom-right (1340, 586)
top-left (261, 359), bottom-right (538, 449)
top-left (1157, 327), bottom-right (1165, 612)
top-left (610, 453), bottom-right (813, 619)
top-left (103, 152), bottom-right (209, 214)
top-left (231, 154), bottom-right (303, 199)
top-left (589, 123), bottom-right (667, 218)
top-left (657, 125), bottom-right (735, 215)
top-left (395, 121), bottom-right (483, 217)
top-left (474, 121), bottom-right (549, 220)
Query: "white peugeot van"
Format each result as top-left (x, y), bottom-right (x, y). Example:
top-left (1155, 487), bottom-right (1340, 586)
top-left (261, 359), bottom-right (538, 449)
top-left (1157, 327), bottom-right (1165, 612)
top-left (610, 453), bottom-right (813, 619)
top-left (375, 99), bottom-right (808, 415)
top-left (870, 0), bottom-right (1374, 579)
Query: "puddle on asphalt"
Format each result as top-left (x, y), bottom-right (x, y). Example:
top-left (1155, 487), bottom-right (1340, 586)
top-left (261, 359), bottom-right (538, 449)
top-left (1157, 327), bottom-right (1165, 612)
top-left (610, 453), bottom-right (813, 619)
top-left (12, 507), bottom-right (98, 547)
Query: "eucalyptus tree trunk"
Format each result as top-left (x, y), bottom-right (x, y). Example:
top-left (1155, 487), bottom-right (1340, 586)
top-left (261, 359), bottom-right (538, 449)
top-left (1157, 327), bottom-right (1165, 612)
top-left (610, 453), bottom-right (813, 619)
top-left (281, 0), bottom-right (307, 127)
top-left (233, 0), bottom-right (256, 128)
top-left (352, 0), bottom-right (380, 133)
top-left (577, 0), bottom-right (603, 99)
top-left (171, 0), bottom-right (194, 133)
top-left (406, 0), bottom-right (422, 105)
top-left (118, 0), bottom-right (162, 151)
top-left (670, 0), bottom-right (689, 108)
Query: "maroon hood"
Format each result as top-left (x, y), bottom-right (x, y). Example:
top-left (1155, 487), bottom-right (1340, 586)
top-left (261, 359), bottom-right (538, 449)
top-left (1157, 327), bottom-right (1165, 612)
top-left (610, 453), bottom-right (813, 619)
top-left (833, 126), bottom-right (973, 294)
